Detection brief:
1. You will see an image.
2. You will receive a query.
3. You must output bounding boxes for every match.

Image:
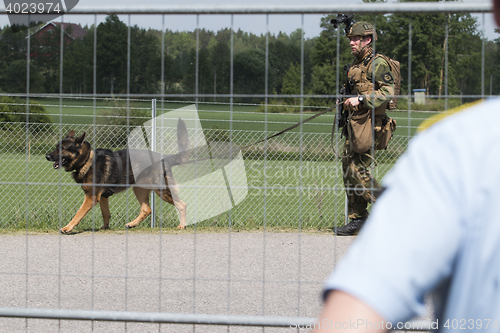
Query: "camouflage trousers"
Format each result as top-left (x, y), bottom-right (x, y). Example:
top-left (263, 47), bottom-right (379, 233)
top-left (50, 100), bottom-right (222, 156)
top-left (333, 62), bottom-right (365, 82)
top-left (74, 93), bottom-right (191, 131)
top-left (342, 140), bottom-right (381, 219)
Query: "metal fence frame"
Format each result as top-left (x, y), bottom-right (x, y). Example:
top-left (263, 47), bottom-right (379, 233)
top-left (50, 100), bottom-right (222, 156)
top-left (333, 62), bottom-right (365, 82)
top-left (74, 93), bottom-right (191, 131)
top-left (0, 2), bottom-right (494, 330)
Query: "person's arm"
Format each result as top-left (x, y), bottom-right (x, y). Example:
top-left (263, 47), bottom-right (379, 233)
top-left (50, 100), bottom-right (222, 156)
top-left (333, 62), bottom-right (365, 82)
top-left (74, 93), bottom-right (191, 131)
top-left (364, 57), bottom-right (394, 109)
top-left (313, 290), bottom-right (388, 333)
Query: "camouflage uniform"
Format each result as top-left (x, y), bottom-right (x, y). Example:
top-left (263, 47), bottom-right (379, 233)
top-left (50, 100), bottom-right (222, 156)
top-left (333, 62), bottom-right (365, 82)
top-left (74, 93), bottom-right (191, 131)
top-left (343, 48), bottom-right (395, 220)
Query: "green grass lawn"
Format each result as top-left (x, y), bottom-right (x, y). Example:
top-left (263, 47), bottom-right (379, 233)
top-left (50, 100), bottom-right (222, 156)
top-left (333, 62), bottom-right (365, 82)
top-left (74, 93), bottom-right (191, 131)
top-left (35, 98), bottom-right (433, 137)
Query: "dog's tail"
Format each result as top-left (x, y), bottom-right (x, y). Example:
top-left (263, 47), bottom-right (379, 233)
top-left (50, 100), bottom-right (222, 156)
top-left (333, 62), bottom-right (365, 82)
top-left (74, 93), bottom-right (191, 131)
top-left (165, 118), bottom-right (190, 166)
top-left (177, 118), bottom-right (189, 154)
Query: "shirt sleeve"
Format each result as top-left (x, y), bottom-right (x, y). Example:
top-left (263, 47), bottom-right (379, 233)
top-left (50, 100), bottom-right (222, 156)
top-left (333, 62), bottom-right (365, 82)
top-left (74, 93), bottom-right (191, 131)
top-left (364, 56), bottom-right (395, 109)
top-left (323, 126), bottom-right (465, 323)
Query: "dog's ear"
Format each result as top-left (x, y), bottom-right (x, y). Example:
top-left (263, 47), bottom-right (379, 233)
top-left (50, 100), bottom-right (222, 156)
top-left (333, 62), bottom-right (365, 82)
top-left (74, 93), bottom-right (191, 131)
top-left (75, 132), bottom-right (86, 145)
top-left (66, 130), bottom-right (75, 138)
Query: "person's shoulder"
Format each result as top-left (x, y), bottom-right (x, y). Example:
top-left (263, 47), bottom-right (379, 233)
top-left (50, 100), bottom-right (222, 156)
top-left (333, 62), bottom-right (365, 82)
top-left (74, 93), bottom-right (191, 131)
top-left (420, 98), bottom-right (500, 134)
top-left (411, 98), bottom-right (500, 161)
top-left (373, 54), bottom-right (390, 67)
top-left (371, 55), bottom-right (391, 75)
top-left (370, 55), bottom-right (393, 82)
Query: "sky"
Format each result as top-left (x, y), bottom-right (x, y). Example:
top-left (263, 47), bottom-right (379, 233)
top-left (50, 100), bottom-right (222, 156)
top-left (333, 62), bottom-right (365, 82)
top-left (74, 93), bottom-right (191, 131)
top-left (1, 0), bottom-right (498, 40)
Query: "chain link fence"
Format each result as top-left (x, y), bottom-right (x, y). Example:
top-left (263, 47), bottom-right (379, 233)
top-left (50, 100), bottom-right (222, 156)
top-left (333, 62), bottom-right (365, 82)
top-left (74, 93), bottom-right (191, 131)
top-left (0, 118), bottom-right (408, 231)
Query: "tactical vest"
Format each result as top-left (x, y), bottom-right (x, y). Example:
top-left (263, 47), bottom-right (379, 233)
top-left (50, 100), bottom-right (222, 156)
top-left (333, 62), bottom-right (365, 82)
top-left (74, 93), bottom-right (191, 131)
top-left (345, 52), bottom-right (397, 153)
top-left (348, 54), bottom-right (389, 116)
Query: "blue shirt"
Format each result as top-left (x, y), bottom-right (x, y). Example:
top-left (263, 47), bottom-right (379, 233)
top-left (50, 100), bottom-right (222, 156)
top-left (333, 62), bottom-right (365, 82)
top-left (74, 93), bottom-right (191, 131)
top-left (324, 98), bottom-right (500, 330)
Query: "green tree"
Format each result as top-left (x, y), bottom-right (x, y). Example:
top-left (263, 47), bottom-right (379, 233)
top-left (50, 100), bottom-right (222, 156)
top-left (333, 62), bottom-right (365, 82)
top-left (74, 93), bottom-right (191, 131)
top-left (492, 35), bottom-right (500, 95)
top-left (233, 48), bottom-right (268, 103)
top-left (210, 33), bottom-right (231, 100)
top-left (385, 1), bottom-right (482, 98)
top-left (281, 62), bottom-right (301, 105)
top-left (129, 27), bottom-right (161, 94)
top-left (165, 31), bottom-right (195, 59)
top-left (483, 40), bottom-right (497, 96)
top-left (63, 26), bottom-right (93, 94)
top-left (2, 60), bottom-right (45, 93)
top-left (96, 15), bottom-right (128, 94)
top-left (0, 26), bottom-right (27, 64)
top-left (307, 63), bottom-right (337, 107)
top-left (163, 30), bottom-right (193, 95)
top-left (269, 33), bottom-right (301, 93)
top-left (183, 46), bottom-right (213, 101)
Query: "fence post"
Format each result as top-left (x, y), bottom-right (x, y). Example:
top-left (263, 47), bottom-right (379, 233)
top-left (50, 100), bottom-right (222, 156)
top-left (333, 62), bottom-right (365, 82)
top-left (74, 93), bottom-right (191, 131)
top-left (151, 99), bottom-right (157, 228)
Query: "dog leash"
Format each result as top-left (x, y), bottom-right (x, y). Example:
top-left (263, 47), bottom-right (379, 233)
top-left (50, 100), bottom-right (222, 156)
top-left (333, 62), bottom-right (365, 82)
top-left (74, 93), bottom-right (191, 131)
top-left (175, 103), bottom-right (340, 167)
top-left (240, 104), bottom-right (337, 150)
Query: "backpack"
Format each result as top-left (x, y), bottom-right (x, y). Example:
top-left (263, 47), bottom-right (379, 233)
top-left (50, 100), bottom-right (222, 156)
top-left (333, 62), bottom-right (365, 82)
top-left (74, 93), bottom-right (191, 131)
top-left (376, 54), bottom-right (401, 110)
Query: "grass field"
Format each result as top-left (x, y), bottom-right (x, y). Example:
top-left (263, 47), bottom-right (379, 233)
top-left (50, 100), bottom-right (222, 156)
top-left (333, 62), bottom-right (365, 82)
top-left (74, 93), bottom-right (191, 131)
top-left (36, 98), bottom-right (433, 136)
top-left (0, 98), bottom-right (427, 232)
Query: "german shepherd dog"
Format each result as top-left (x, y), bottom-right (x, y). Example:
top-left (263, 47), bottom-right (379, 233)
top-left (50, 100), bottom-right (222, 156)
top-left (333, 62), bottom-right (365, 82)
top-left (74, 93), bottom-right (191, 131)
top-left (46, 119), bottom-right (189, 234)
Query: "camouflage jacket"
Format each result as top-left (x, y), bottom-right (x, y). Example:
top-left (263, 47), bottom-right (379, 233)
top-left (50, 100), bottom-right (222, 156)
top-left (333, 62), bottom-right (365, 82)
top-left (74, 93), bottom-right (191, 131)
top-left (348, 48), bottom-right (395, 115)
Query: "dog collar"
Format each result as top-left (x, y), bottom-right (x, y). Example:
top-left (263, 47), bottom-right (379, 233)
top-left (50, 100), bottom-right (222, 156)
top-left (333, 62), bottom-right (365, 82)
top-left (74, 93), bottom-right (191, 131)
top-left (75, 150), bottom-right (94, 178)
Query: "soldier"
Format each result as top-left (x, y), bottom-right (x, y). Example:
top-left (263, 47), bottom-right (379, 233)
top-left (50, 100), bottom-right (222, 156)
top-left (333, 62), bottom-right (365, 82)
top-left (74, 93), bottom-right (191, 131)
top-left (335, 21), bottom-right (396, 236)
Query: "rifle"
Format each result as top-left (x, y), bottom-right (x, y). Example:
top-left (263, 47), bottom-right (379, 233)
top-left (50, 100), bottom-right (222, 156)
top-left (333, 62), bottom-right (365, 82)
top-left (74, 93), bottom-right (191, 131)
top-left (336, 64), bottom-right (352, 137)
top-left (330, 13), bottom-right (355, 156)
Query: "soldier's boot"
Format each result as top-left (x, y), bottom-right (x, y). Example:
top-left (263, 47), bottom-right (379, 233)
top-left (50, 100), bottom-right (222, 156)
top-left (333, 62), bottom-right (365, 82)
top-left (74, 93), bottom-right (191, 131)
top-left (334, 216), bottom-right (367, 236)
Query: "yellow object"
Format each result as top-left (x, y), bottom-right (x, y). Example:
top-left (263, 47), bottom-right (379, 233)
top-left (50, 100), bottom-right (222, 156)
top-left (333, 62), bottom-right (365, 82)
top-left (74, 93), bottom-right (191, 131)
top-left (417, 99), bottom-right (484, 133)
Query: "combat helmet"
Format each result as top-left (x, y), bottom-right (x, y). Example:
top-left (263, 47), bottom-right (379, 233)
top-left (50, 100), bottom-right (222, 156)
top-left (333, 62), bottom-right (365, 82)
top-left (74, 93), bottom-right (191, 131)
top-left (346, 21), bottom-right (378, 41)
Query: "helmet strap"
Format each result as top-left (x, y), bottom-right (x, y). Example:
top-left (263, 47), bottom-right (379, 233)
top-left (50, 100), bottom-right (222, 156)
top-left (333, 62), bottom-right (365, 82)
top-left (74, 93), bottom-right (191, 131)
top-left (355, 45), bottom-right (373, 60)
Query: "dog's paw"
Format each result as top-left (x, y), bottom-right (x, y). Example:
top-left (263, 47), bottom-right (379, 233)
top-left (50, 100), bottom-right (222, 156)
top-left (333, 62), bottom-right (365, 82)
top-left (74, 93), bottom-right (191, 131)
top-left (60, 227), bottom-right (73, 234)
top-left (176, 224), bottom-right (185, 230)
top-left (100, 225), bottom-right (109, 230)
top-left (125, 223), bottom-right (136, 229)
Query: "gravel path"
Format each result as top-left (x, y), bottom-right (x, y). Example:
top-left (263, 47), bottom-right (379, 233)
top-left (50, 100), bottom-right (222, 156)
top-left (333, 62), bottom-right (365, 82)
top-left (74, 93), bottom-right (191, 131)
top-left (0, 231), bottom-right (357, 333)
